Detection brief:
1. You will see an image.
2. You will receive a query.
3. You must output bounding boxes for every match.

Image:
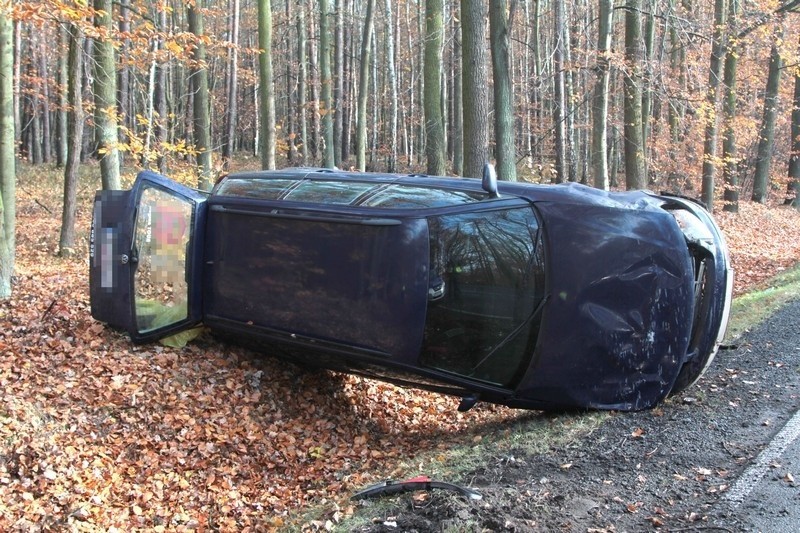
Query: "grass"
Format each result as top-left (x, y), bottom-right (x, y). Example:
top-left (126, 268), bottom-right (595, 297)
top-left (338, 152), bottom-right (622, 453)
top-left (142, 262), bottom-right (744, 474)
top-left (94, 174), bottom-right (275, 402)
top-left (725, 263), bottom-right (800, 342)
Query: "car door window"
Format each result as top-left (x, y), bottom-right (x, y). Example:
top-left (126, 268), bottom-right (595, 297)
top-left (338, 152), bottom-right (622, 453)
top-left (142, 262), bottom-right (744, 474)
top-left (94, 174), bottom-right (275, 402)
top-left (421, 207), bottom-right (545, 387)
top-left (133, 186), bottom-right (193, 334)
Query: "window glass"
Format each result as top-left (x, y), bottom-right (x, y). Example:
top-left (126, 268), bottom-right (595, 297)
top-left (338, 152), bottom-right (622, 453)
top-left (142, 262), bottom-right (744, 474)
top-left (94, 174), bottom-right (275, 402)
top-left (133, 187), bottom-right (193, 333)
top-left (421, 207), bottom-right (545, 386)
top-left (216, 177), bottom-right (487, 208)
top-left (216, 178), bottom-right (297, 199)
top-left (361, 185), bottom-right (485, 208)
top-left (284, 180), bottom-right (376, 204)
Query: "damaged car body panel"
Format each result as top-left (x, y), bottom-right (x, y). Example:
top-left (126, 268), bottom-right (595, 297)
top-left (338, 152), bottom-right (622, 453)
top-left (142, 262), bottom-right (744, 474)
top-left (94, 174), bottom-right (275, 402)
top-left (89, 168), bottom-right (732, 411)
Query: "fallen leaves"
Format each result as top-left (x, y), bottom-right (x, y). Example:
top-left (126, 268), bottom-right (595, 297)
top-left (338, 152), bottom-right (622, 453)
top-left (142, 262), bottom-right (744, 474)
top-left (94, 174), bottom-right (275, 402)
top-left (715, 202), bottom-right (800, 295)
top-left (0, 224), bottom-right (522, 530)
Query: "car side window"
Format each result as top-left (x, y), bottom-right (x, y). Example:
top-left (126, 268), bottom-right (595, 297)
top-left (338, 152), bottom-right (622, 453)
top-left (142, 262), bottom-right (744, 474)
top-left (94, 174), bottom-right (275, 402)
top-left (421, 207), bottom-right (544, 387)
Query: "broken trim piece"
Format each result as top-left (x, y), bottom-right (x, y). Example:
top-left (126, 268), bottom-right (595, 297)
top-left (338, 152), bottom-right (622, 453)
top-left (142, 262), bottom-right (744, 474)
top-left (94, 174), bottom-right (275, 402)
top-left (350, 475), bottom-right (482, 501)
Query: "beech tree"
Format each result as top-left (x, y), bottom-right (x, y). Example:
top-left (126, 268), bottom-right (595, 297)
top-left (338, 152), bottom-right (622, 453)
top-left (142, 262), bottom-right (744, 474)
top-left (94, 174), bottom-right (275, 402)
top-left (384, 0), bottom-right (398, 172)
top-left (787, 39), bottom-right (800, 209)
top-left (188, 0), bottom-right (212, 189)
top-left (257, 0), bottom-right (275, 170)
top-left (489, 0), bottom-right (516, 181)
top-left (721, 0), bottom-right (741, 213)
top-left (319, 0), bottom-right (335, 168)
top-left (552, 0), bottom-right (567, 183)
top-left (460, 0), bottom-right (488, 179)
top-left (92, 0), bottom-right (120, 190)
top-left (58, 21), bottom-right (83, 257)
top-left (752, 31), bottom-right (783, 203)
top-left (424, 0), bottom-right (446, 176)
top-left (592, 0), bottom-right (614, 190)
top-left (221, 0), bottom-right (241, 169)
top-left (624, 0), bottom-right (646, 190)
top-left (0, 4), bottom-right (13, 298)
top-left (356, 0), bottom-right (375, 172)
top-left (702, 0), bottom-right (728, 211)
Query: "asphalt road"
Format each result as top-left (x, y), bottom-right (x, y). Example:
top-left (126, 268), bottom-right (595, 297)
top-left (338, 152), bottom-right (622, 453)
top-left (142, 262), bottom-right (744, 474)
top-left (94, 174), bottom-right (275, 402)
top-left (729, 409), bottom-right (800, 532)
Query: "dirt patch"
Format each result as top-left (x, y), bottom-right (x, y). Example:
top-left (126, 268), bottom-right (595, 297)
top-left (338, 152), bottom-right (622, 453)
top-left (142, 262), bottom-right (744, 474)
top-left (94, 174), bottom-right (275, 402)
top-left (350, 298), bottom-right (800, 532)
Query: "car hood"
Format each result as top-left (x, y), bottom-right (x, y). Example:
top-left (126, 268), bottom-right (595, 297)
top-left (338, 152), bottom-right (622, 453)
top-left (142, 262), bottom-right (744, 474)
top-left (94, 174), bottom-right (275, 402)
top-left (517, 193), bottom-right (695, 410)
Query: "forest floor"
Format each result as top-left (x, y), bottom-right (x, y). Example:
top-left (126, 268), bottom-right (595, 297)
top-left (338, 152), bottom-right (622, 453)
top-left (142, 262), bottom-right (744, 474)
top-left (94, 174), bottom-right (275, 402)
top-left (1, 165), bottom-right (800, 531)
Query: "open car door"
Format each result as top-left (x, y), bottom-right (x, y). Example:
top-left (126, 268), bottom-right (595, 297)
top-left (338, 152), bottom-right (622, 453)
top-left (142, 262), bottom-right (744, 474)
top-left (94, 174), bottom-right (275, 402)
top-left (90, 171), bottom-right (207, 343)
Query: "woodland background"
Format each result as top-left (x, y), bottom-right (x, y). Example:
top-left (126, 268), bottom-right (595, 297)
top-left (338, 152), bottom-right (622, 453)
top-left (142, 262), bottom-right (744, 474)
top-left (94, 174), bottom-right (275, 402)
top-left (1, 0), bottom-right (800, 529)
top-left (1, 0), bottom-right (800, 294)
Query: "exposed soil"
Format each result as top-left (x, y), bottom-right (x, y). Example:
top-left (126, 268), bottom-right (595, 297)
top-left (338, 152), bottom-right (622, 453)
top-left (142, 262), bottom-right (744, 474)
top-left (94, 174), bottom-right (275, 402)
top-left (354, 298), bottom-right (800, 532)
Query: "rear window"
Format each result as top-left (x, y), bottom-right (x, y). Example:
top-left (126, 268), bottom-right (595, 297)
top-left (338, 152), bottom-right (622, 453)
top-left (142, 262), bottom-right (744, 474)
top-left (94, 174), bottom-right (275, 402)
top-left (216, 177), bottom-right (487, 208)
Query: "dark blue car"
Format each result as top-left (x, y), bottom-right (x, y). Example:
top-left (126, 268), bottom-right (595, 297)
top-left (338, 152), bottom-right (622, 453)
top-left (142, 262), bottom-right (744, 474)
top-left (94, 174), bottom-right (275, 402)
top-left (89, 167), bottom-right (732, 411)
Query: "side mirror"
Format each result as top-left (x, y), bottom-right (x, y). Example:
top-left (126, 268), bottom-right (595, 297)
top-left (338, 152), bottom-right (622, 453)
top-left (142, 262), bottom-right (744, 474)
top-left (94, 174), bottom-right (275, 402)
top-left (482, 162), bottom-right (500, 198)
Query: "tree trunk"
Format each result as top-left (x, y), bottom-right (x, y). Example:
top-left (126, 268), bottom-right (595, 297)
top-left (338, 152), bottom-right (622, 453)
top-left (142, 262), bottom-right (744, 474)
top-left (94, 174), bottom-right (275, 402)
top-left (787, 52), bottom-right (800, 209)
top-left (385, 0), bottom-right (399, 173)
top-left (56, 25), bottom-right (68, 168)
top-left (59, 23), bottom-right (83, 256)
top-left (342, 12), bottom-right (354, 165)
top-left (142, 45), bottom-right (157, 169)
top-left (356, 0), bottom-right (375, 171)
top-left (0, 6), bottom-right (14, 298)
top-left (721, 0), bottom-right (739, 213)
top-left (553, 0), bottom-right (567, 183)
top-left (284, 2), bottom-right (296, 165)
top-left (563, 6), bottom-right (577, 183)
top-left (752, 32), bottom-right (783, 203)
top-left (424, 0), bottom-right (446, 175)
top-left (592, 0), bottom-right (613, 190)
top-left (12, 20), bottom-right (19, 150)
top-left (222, 0), bottom-right (240, 169)
top-left (80, 37), bottom-right (93, 162)
top-left (624, 0), bottom-right (646, 190)
top-left (641, 4), bottom-right (655, 181)
top-left (320, 0), bottom-right (335, 168)
top-left (460, 0), bottom-right (489, 178)
top-left (188, 0), bottom-right (213, 189)
top-left (39, 39), bottom-right (51, 164)
top-left (701, 0), bottom-right (727, 211)
top-left (452, 10), bottom-right (463, 176)
top-left (297, 5), bottom-right (308, 166)
top-left (530, 0), bottom-right (542, 162)
top-left (334, 0), bottom-right (344, 166)
top-left (117, 0), bottom-right (131, 163)
top-left (308, 0), bottom-right (321, 162)
top-left (489, 0), bottom-right (516, 181)
top-left (30, 47), bottom-right (42, 165)
top-left (93, 0), bottom-right (120, 189)
top-left (154, 5), bottom-right (168, 174)
top-left (256, 0), bottom-right (275, 170)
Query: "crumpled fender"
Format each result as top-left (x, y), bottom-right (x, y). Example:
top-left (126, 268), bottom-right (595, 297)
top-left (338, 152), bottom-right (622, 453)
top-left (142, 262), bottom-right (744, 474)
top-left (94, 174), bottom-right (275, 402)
top-left (516, 196), bottom-right (694, 410)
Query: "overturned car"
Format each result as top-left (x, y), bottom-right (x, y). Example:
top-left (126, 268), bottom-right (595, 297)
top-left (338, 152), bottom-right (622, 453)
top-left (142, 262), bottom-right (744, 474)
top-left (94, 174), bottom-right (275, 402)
top-left (90, 167), bottom-right (732, 411)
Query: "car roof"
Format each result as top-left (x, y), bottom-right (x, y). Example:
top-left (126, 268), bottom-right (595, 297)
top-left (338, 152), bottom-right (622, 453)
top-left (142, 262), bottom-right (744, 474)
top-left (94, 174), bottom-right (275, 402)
top-left (215, 167), bottom-right (667, 213)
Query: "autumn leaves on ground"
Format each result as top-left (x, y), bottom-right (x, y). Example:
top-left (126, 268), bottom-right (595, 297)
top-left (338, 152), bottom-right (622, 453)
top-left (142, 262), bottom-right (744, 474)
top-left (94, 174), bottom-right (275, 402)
top-left (2, 167), bottom-right (800, 531)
